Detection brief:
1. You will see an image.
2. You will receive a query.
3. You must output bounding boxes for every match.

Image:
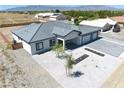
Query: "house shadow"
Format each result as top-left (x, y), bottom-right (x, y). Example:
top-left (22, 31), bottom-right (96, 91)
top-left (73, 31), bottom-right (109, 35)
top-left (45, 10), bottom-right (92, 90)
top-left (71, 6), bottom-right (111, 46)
top-left (65, 37), bottom-right (103, 50)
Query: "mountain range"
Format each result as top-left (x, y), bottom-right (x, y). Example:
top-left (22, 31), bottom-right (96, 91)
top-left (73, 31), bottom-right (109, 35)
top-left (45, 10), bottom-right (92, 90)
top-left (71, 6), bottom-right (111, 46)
top-left (5, 5), bottom-right (119, 11)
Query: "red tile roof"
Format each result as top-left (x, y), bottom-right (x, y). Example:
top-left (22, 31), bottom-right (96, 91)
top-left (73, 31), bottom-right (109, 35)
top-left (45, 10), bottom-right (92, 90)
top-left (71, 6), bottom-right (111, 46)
top-left (111, 16), bottom-right (124, 23)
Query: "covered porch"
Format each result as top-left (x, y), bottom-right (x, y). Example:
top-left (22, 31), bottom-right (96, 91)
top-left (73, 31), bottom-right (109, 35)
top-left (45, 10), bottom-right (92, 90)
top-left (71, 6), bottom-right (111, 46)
top-left (57, 36), bottom-right (81, 50)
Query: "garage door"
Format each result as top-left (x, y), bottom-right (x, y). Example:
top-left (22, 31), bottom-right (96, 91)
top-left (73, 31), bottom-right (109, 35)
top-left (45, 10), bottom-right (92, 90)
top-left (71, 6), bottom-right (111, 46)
top-left (82, 34), bottom-right (91, 44)
top-left (92, 32), bottom-right (98, 40)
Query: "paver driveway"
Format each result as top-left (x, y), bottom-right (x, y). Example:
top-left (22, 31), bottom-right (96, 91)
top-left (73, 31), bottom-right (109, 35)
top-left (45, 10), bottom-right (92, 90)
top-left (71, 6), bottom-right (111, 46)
top-left (86, 39), bottom-right (124, 57)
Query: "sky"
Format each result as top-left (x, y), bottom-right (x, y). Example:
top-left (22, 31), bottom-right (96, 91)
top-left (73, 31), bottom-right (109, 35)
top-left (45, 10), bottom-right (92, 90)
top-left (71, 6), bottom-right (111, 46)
top-left (0, 5), bottom-right (24, 10)
top-left (0, 5), bottom-right (124, 10)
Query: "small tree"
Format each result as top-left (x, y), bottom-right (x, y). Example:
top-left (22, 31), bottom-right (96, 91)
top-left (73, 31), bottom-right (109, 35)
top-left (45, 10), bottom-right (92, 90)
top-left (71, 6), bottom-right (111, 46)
top-left (67, 15), bottom-right (72, 21)
top-left (74, 18), bottom-right (80, 26)
top-left (52, 44), bottom-right (64, 57)
top-left (55, 9), bottom-right (60, 13)
top-left (78, 16), bottom-right (84, 22)
top-left (65, 54), bottom-right (75, 77)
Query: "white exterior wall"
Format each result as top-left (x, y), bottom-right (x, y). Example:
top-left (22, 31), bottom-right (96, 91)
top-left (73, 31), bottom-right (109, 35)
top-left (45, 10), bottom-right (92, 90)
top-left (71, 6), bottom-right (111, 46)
top-left (22, 40), bottom-right (32, 54)
top-left (12, 33), bottom-right (32, 54)
top-left (12, 34), bottom-right (22, 43)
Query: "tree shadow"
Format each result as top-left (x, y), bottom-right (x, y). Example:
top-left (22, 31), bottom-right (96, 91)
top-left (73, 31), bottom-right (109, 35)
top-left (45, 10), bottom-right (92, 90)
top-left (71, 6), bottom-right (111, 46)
top-left (71, 71), bottom-right (84, 78)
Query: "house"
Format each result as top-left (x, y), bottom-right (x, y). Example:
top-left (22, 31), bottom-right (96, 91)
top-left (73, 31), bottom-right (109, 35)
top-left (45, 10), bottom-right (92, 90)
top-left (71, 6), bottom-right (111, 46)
top-left (79, 18), bottom-right (117, 32)
top-left (111, 16), bottom-right (124, 27)
top-left (35, 13), bottom-right (66, 22)
top-left (12, 21), bottom-right (101, 55)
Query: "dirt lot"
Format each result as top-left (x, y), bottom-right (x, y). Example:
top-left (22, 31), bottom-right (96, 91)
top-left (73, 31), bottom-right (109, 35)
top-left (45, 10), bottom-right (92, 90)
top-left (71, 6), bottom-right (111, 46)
top-left (0, 26), bottom-right (23, 43)
top-left (0, 13), bottom-right (38, 27)
top-left (0, 26), bottom-right (61, 88)
top-left (102, 62), bottom-right (124, 88)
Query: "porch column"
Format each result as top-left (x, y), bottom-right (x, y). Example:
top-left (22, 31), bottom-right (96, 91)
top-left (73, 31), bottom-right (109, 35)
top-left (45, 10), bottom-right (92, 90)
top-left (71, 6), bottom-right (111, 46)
top-left (56, 39), bottom-right (58, 43)
top-left (63, 39), bottom-right (65, 50)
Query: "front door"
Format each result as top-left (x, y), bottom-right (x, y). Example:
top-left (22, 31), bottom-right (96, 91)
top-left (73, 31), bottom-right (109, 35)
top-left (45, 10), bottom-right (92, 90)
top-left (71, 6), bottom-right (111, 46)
top-left (58, 39), bottom-right (63, 45)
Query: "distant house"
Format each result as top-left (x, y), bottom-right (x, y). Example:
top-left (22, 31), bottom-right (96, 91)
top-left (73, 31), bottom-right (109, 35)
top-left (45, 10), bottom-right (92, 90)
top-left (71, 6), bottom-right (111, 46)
top-left (111, 16), bottom-right (124, 27)
top-left (35, 13), bottom-right (66, 22)
top-left (12, 21), bottom-right (101, 55)
top-left (79, 18), bottom-right (117, 32)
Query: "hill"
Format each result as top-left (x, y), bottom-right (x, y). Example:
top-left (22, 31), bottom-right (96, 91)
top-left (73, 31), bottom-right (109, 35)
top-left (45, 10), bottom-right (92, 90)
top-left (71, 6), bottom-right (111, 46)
top-left (6, 5), bottom-right (118, 11)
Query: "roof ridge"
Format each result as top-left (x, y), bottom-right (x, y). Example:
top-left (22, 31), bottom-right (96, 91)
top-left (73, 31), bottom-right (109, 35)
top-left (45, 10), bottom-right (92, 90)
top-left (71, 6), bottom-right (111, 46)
top-left (29, 23), bottom-right (43, 43)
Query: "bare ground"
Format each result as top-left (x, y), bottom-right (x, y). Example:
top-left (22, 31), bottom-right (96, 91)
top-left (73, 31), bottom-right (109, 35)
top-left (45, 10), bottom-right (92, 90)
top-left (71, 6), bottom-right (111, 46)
top-left (7, 49), bottom-right (62, 88)
top-left (102, 62), bottom-right (124, 88)
top-left (0, 13), bottom-right (37, 25)
top-left (0, 48), bottom-right (61, 88)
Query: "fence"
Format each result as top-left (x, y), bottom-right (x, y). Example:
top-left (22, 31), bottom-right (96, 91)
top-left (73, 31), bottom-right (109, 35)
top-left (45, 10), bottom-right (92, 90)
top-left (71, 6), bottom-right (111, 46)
top-left (12, 43), bottom-right (23, 50)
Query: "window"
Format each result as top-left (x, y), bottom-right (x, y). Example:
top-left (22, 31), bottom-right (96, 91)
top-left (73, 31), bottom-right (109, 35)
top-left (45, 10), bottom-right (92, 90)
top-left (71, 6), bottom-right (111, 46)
top-left (36, 42), bottom-right (43, 51)
top-left (49, 39), bottom-right (56, 47)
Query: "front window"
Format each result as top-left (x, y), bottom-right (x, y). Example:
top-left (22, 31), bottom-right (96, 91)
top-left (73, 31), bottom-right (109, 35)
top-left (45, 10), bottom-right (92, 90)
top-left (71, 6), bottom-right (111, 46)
top-left (36, 42), bottom-right (43, 51)
top-left (49, 39), bottom-right (56, 47)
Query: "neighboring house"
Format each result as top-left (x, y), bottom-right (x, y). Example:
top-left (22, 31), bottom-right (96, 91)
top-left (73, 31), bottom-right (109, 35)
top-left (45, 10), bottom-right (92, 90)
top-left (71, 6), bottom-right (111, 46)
top-left (79, 18), bottom-right (117, 32)
top-left (111, 16), bottom-right (124, 27)
top-left (12, 21), bottom-right (101, 55)
top-left (35, 13), bottom-right (66, 22)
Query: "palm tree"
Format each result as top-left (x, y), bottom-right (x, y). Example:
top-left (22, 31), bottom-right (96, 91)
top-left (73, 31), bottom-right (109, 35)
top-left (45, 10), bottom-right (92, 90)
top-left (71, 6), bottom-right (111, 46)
top-left (52, 44), bottom-right (64, 57)
top-left (65, 54), bottom-right (75, 77)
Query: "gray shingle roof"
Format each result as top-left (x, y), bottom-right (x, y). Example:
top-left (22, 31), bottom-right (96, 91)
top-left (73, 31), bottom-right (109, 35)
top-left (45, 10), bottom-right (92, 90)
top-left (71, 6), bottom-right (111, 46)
top-left (78, 25), bottom-right (101, 35)
top-left (30, 22), bottom-right (56, 42)
top-left (12, 21), bottom-right (101, 43)
top-left (12, 23), bottom-right (42, 43)
top-left (52, 21), bottom-right (100, 36)
top-left (52, 22), bottom-right (79, 37)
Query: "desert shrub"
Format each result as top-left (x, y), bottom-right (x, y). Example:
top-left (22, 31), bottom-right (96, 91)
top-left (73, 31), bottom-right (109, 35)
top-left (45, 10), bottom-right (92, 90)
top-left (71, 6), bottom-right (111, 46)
top-left (6, 43), bottom-right (12, 49)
